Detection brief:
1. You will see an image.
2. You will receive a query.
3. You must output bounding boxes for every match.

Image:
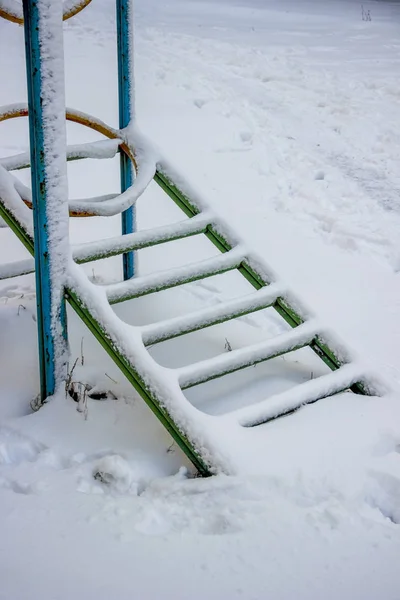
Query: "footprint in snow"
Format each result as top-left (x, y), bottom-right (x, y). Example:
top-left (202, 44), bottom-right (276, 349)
top-left (239, 131), bottom-right (253, 144)
top-left (193, 98), bottom-right (207, 109)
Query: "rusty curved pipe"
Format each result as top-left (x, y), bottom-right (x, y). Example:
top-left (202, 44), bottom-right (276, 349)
top-left (0, 105), bottom-right (137, 217)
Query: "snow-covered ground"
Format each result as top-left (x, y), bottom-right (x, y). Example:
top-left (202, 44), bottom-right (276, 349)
top-left (1, 0), bottom-right (400, 598)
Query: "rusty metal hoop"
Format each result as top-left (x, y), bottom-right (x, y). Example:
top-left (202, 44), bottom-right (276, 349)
top-left (0, 104), bottom-right (137, 217)
top-left (0, 0), bottom-right (92, 24)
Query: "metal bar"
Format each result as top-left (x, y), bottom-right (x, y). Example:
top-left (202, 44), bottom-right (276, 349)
top-left (0, 258), bottom-right (35, 280)
top-left (22, 0), bottom-right (69, 401)
top-left (116, 0), bottom-right (135, 279)
top-left (233, 364), bottom-right (368, 428)
top-left (0, 212), bottom-right (210, 276)
top-left (73, 214), bottom-right (211, 263)
top-left (141, 284), bottom-right (284, 346)
top-left (178, 322), bottom-right (320, 390)
top-left (106, 247), bottom-right (245, 304)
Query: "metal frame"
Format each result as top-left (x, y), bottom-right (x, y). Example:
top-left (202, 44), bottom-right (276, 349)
top-left (116, 0), bottom-right (136, 279)
top-left (22, 0), bottom-right (68, 401)
top-left (4, 0), bottom-right (136, 402)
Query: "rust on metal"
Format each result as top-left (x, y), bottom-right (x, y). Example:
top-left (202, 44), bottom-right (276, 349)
top-left (0, 0), bottom-right (92, 25)
top-left (0, 105), bottom-right (137, 218)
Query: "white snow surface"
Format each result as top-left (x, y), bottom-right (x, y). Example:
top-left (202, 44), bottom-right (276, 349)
top-left (1, 0), bottom-right (400, 598)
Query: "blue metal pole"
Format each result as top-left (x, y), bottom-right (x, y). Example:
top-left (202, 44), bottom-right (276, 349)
top-left (116, 0), bottom-right (136, 280)
top-left (22, 0), bottom-right (68, 401)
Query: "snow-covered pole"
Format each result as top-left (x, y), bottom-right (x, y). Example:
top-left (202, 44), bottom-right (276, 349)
top-left (22, 0), bottom-right (70, 402)
top-left (116, 0), bottom-right (136, 280)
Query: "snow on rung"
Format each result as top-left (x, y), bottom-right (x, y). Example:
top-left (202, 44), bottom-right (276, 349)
top-left (177, 320), bottom-right (321, 389)
top-left (228, 363), bottom-right (368, 428)
top-left (0, 258), bottom-right (35, 280)
top-left (73, 213), bottom-right (212, 263)
top-left (141, 284), bottom-right (285, 345)
top-left (1, 139), bottom-right (121, 172)
top-left (106, 245), bottom-right (247, 304)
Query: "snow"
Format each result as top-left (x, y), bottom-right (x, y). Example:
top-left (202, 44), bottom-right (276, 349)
top-left (0, 0), bottom-right (92, 23)
top-left (229, 362), bottom-right (367, 427)
top-left (73, 211), bottom-right (212, 262)
top-left (106, 244), bottom-right (246, 302)
top-left (1, 131), bottom-right (120, 170)
top-left (93, 453), bottom-right (143, 494)
top-left (1, 0), bottom-right (400, 598)
top-left (34, 0), bottom-right (71, 387)
top-left (140, 283), bottom-right (284, 344)
top-left (177, 319), bottom-right (321, 389)
top-left (0, 256), bottom-right (34, 279)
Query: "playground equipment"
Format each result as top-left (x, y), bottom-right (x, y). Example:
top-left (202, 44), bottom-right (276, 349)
top-left (0, 0), bottom-right (384, 475)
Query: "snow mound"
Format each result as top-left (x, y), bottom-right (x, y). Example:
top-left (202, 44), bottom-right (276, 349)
top-left (93, 454), bottom-right (147, 495)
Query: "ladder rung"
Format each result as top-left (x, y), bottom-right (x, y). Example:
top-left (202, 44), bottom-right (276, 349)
top-left (1, 139), bottom-right (121, 172)
top-left (228, 363), bottom-right (367, 427)
top-left (177, 321), bottom-right (321, 389)
top-left (106, 246), bottom-right (247, 304)
top-left (141, 284), bottom-right (285, 345)
top-left (0, 258), bottom-right (35, 280)
top-left (73, 213), bottom-right (213, 264)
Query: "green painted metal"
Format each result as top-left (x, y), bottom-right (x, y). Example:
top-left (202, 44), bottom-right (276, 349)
top-left (0, 259), bottom-right (34, 280)
top-left (0, 200), bottom-right (34, 255)
top-left (1, 116), bottom-right (364, 398)
top-left (1, 132), bottom-right (371, 480)
top-left (0, 217), bottom-right (210, 276)
top-left (74, 221), bottom-right (210, 263)
top-left (107, 260), bottom-right (241, 304)
top-left (153, 170), bottom-right (367, 395)
top-left (180, 338), bottom-right (314, 390)
top-left (0, 160), bottom-right (370, 474)
top-left (243, 384), bottom-right (354, 428)
top-left (142, 296), bottom-right (279, 345)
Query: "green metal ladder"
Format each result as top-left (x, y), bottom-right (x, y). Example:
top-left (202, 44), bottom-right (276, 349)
top-left (0, 116), bottom-right (383, 476)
